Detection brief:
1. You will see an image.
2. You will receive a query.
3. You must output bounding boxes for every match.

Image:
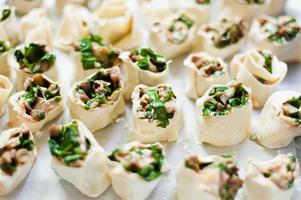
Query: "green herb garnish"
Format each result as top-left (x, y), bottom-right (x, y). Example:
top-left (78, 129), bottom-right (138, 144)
top-left (0, 40), bottom-right (11, 54)
top-left (14, 43), bottom-right (56, 74)
top-left (108, 144), bottom-right (164, 182)
top-left (48, 121), bottom-right (91, 166)
top-left (0, 9), bottom-right (11, 22)
top-left (78, 34), bottom-right (119, 70)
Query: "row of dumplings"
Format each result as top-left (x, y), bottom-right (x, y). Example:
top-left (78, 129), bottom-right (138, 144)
top-left (0, 121), bottom-right (299, 200)
top-left (0, 32), bottom-right (299, 148)
top-left (2, 0), bottom-right (300, 64)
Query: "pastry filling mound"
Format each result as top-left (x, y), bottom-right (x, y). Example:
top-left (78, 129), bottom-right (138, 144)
top-left (137, 85), bottom-right (176, 128)
top-left (108, 143), bottom-right (165, 182)
top-left (202, 82), bottom-right (249, 116)
top-left (18, 74), bottom-right (62, 122)
top-left (129, 48), bottom-right (167, 72)
top-left (253, 50), bottom-right (274, 85)
top-left (154, 14), bottom-right (195, 44)
top-left (196, 0), bottom-right (211, 4)
top-left (48, 121), bottom-right (91, 167)
top-left (185, 154), bottom-right (243, 200)
top-left (0, 127), bottom-right (35, 176)
top-left (259, 16), bottom-right (301, 44)
top-left (235, 0), bottom-right (265, 5)
top-left (204, 19), bottom-right (247, 48)
top-left (281, 95), bottom-right (301, 125)
top-left (74, 67), bottom-right (122, 110)
top-left (191, 55), bottom-right (224, 77)
top-left (14, 43), bottom-right (56, 74)
top-left (74, 34), bottom-right (120, 70)
top-left (258, 154), bottom-right (297, 189)
top-left (0, 40), bottom-right (11, 54)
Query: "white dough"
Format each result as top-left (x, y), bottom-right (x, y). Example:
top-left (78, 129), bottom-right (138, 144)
top-left (120, 51), bottom-right (169, 101)
top-left (244, 153), bottom-right (299, 200)
top-left (248, 15), bottom-right (301, 62)
top-left (184, 52), bottom-right (229, 100)
top-left (7, 0), bottom-right (43, 15)
top-left (93, 0), bottom-right (143, 49)
top-left (231, 49), bottom-right (287, 109)
top-left (51, 120), bottom-right (111, 197)
top-left (57, 4), bottom-right (93, 51)
top-left (196, 82), bottom-right (252, 146)
top-left (106, 141), bottom-right (169, 200)
top-left (256, 91), bottom-right (301, 149)
top-left (267, 0), bottom-right (287, 15)
top-left (20, 8), bottom-right (53, 47)
top-left (68, 68), bottom-right (125, 132)
top-left (0, 75), bottom-right (13, 117)
top-left (130, 84), bottom-right (183, 143)
top-left (0, 125), bottom-right (37, 196)
top-left (0, 42), bottom-right (12, 78)
top-left (56, 0), bottom-right (88, 15)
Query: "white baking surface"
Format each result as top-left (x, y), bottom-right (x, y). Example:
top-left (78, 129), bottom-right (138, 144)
top-left (0, 0), bottom-right (301, 199)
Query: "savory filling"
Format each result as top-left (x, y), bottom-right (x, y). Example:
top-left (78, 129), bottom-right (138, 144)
top-left (0, 8), bottom-right (11, 22)
top-left (259, 16), bottom-right (301, 44)
top-left (0, 40), bottom-right (11, 54)
top-left (185, 154), bottom-right (243, 200)
top-left (108, 143), bottom-right (164, 181)
top-left (202, 83), bottom-right (249, 116)
top-left (18, 74), bottom-right (62, 121)
top-left (196, 0), bottom-right (210, 4)
top-left (0, 127), bottom-right (35, 176)
top-left (234, 0), bottom-right (265, 4)
top-left (75, 67), bottom-right (121, 110)
top-left (257, 154), bottom-right (297, 189)
top-left (154, 14), bottom-right (194, 44)
top-left (48, 121), bottom-right (91, 167)
top-left (204, 19), bottom-right (247, 48)
top-left (253, 50), bottom-right (274, 84)
top-left (191, 56), bottom-right (224, 77)
top-left (14, 43), bottom-right (56, 74)
top-left (137, 85), bottom-right (176, 128)
top-left (129, 48), bottom-right (167, 72)
top-left (281, 95), bottom-right (301, 125)
top-left (73, 34), bottom-right (120, 70)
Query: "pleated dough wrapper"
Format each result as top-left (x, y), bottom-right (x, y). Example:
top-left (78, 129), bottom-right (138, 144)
top-left (57, 4), bottom-right (93, 51)
top-left (0, 6), bottom-right (21, 45)
top-left (0, 125), bottom-right (37, 196)
top-left (176, 154), bottom-right (242, 200)
top-left (107, 141), bottom-right (169, 200)
top-left (171, 0), bottom-right (211, 26)
top-left (7, 0), bottom-right (43, 15)
top-left (93, 0), bottom-right (143, 50)
top-left (267, 0), bottom-right (287, 15)
top-left (56, 0), bottom-right (88, 15)
top-left (248, 15), bottom-right (301, 62)
top-left (196, 82), bottom-right (252, 146)
top-left (231, 49), bottom-right (287, 109)
top-left (148, 13), bottom-right (196, 59)
top-left (120, 51), bottom-right (169, 101)
top-left (8, 44), bottom-right (58, 91)
top-left (216, 0), bottom-right (270, 22)
top-left (8, 75), bottom-right (64, 133)
top-left (0, 75), bottom-right (13, 117)
top-left (50, 120), bottom-right (111, 197)
top-left (184, 52), bottom-right (229, 100)
top-left (244, 153), bottom-right (299, 200)
top-left (130, 84), bottom-right (183, 143)
top-left (138, 0), bottom-right (173, 29)
top-left (195, 18), bottom-right (248, 59)
top-left (20, 8), bottom-right (53, 47)
top-left (256, 91), bottom-right (301, 149)
top-left (68, 67), bottom-right (125, 132)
